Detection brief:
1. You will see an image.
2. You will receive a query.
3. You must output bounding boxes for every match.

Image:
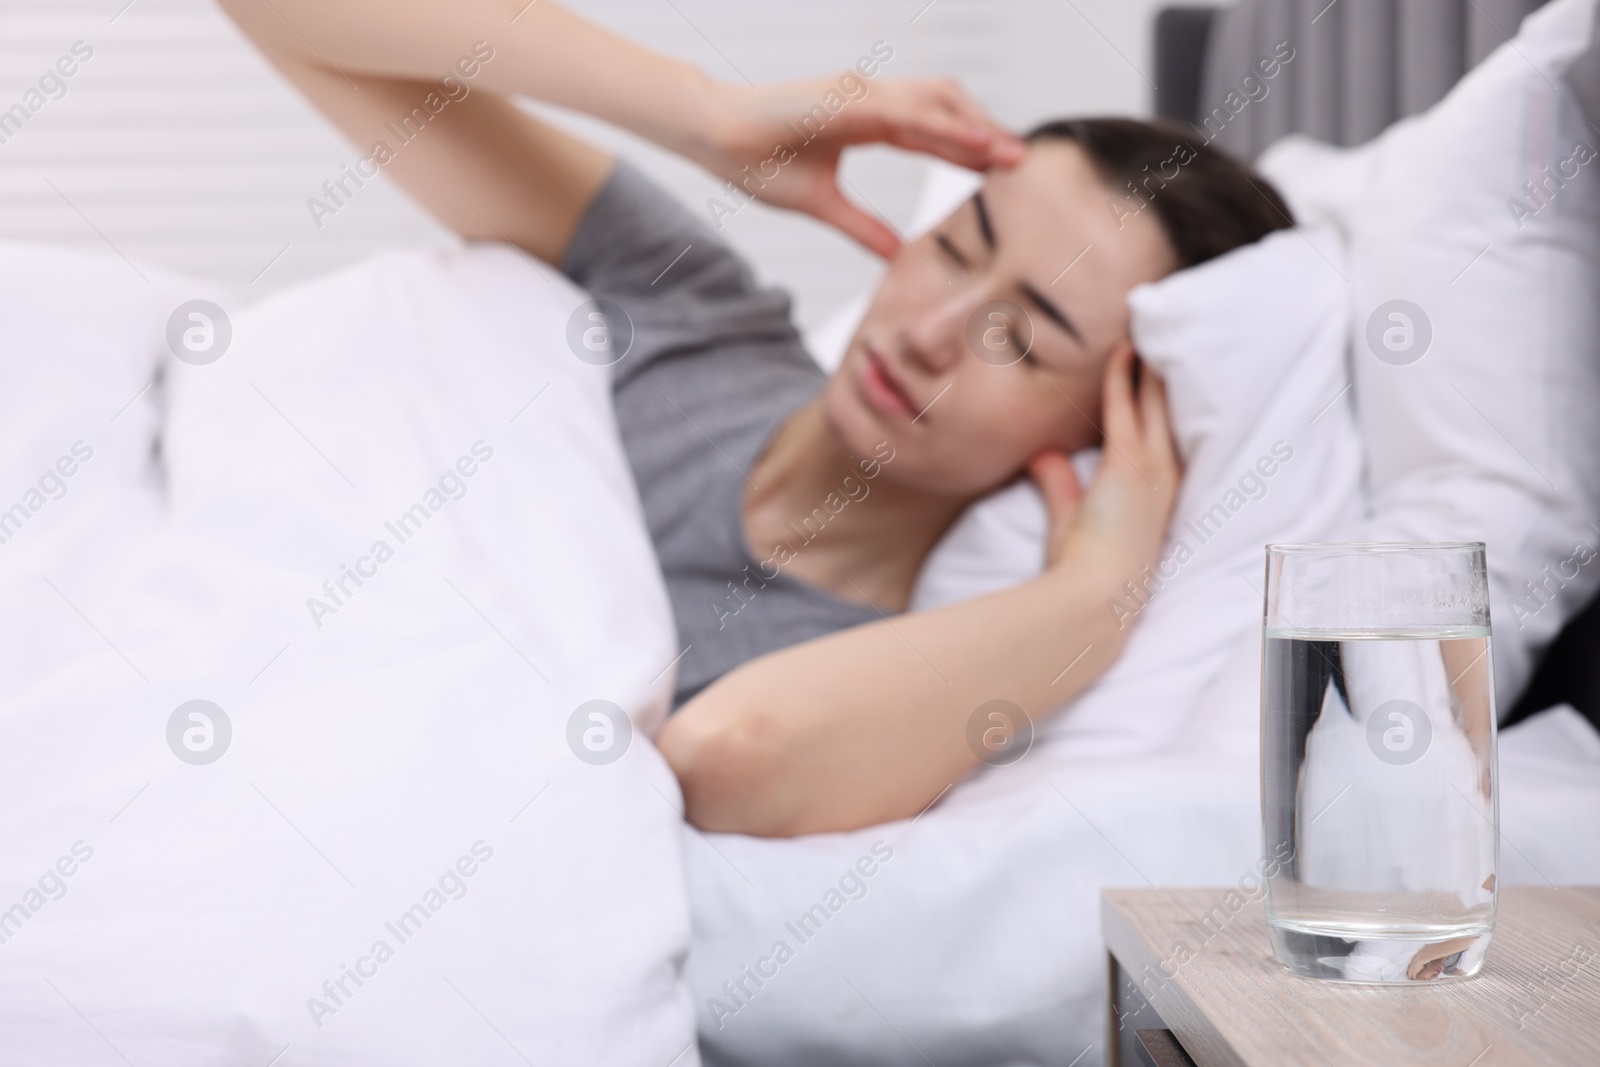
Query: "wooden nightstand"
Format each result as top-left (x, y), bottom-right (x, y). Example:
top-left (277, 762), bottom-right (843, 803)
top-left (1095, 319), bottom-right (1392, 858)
top-left (1102, 886), bottom-right (1600, 1066)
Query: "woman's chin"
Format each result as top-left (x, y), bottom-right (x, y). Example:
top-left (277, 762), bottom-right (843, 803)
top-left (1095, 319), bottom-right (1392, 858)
top-left (820, 374), bottom-right (884, 458)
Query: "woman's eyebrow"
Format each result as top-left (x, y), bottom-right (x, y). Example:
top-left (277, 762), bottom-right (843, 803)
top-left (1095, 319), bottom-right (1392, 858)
top-left (971, 192), bottom-right (996, 249)
top-left (1019, 281), bottom-right (1084, 343)
top-left (970, 191), bottom-right (1083, 342)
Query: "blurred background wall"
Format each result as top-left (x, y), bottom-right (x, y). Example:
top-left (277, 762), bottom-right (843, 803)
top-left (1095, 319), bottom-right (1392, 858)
top-left (0, 0), bottom-right (1181, 330)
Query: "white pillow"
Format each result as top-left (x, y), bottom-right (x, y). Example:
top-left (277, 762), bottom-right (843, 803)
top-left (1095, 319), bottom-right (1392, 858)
top-left (1260, 0), bottom-right (1600, 707)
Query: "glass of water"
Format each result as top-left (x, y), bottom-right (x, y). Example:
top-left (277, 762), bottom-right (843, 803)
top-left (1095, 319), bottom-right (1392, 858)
top-left (1261, 543), bottom-right (1497, 983)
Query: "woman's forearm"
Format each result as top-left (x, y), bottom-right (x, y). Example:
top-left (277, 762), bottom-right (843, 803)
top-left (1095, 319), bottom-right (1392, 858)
top-left (656, 560), bottom-right (1132, 837)
top-left (225, 0), bottom-right (1025, 257)
top-left (662, 349), bottom-right (1180, 839)
top-left (225, 1), bottom-right (720, 155)
top-left (223, 0), bottom-right (628, 263)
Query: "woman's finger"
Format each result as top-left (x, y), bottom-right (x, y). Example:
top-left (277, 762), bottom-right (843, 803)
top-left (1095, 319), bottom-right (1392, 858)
top-left (923, 81), bottom-right (1027, 165)
top-left (892, 113), bottom-right (1023, 170)
top-left (805, 182), bottom-right (900, 259)
top-left (927, 80), bottom-right (1021, 154)
top-left (1027, 449), bottom-right (1083, 565)
top-left (1099, 344), bottom-right (1139, 455)
top-left (1028, 449), bottom-right (1082, 520)
top-left (866, 107), bottom-right (996, 169)
top-left (1135, 365), bottom-right (1180, 482)
top-left (851, 81), bottom-right (1023, 170)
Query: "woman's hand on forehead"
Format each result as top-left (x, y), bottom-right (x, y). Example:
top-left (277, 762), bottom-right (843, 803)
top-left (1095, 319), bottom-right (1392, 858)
top-left (693, 75), bottom-right (1024, 258)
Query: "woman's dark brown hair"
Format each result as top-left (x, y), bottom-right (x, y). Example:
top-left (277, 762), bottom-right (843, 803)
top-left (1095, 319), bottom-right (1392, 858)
top-left (1029, 117), bottom-right (1294, 269)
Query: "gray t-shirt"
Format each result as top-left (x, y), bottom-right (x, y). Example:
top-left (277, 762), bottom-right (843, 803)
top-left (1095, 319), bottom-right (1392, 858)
top-left (562, 161), bottom-right (878, 707)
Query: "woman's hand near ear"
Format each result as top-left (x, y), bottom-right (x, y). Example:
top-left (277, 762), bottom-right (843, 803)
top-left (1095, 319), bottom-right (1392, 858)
top-left (686, 79), bottom-right (1025, 257)
top-left (1028, 345), bottom-right (1181, 581)
top-left (667, 345), bottom-right (1183, 838)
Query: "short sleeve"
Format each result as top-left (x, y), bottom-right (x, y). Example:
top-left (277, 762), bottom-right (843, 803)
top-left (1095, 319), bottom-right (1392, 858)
top-left (561, 160), bottom-right (804, 387)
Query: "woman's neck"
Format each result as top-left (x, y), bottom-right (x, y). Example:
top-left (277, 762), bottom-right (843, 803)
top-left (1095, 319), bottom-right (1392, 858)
top-left (743, 399), bottom-right (972, 611)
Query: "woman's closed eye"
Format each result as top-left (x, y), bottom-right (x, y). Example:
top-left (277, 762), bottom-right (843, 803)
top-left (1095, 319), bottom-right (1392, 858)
top-left (999, 316), bottom-right (1040, 367)
top-left (974, 304), bottom-right (1041, 368)
top-left (937, 234), bottom-right (1042, 368)
top-left (935, 232), bottom-right (971, 270)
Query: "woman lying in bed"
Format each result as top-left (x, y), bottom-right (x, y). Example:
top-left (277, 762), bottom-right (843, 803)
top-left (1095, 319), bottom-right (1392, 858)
top-left (226, 0), bottom-right (1290, 838)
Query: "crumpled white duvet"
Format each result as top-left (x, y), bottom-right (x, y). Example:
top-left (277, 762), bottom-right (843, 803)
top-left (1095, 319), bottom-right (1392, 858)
top-left (0, 243), bottom-right (698, 1066)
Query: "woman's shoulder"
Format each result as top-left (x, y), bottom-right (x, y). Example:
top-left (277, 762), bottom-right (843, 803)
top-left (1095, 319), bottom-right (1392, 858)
top-left (563, 160), bottom-right (762, 304)
top-left (564, 159), bottom-right (808, 385)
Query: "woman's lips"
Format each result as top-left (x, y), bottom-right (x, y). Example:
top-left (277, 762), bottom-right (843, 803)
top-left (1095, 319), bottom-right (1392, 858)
top-left (860, 347), bottom-right (918, 421)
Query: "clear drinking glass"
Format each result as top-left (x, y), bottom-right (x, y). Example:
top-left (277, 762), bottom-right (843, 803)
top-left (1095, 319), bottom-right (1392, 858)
top-left (1261, 543), bottom-right (1498, 983)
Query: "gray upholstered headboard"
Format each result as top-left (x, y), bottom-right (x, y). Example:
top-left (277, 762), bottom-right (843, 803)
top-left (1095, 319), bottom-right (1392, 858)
top-left (1156, 0), bottom-right (1551, 158)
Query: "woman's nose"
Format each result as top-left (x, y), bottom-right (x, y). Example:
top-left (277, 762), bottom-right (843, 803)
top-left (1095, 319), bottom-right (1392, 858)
top-left (900, 287), bottom-right (986, 375)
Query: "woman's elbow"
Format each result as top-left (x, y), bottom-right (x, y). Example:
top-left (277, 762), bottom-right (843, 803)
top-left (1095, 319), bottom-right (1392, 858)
top-left (656, 703), bottom-right (794, 836)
